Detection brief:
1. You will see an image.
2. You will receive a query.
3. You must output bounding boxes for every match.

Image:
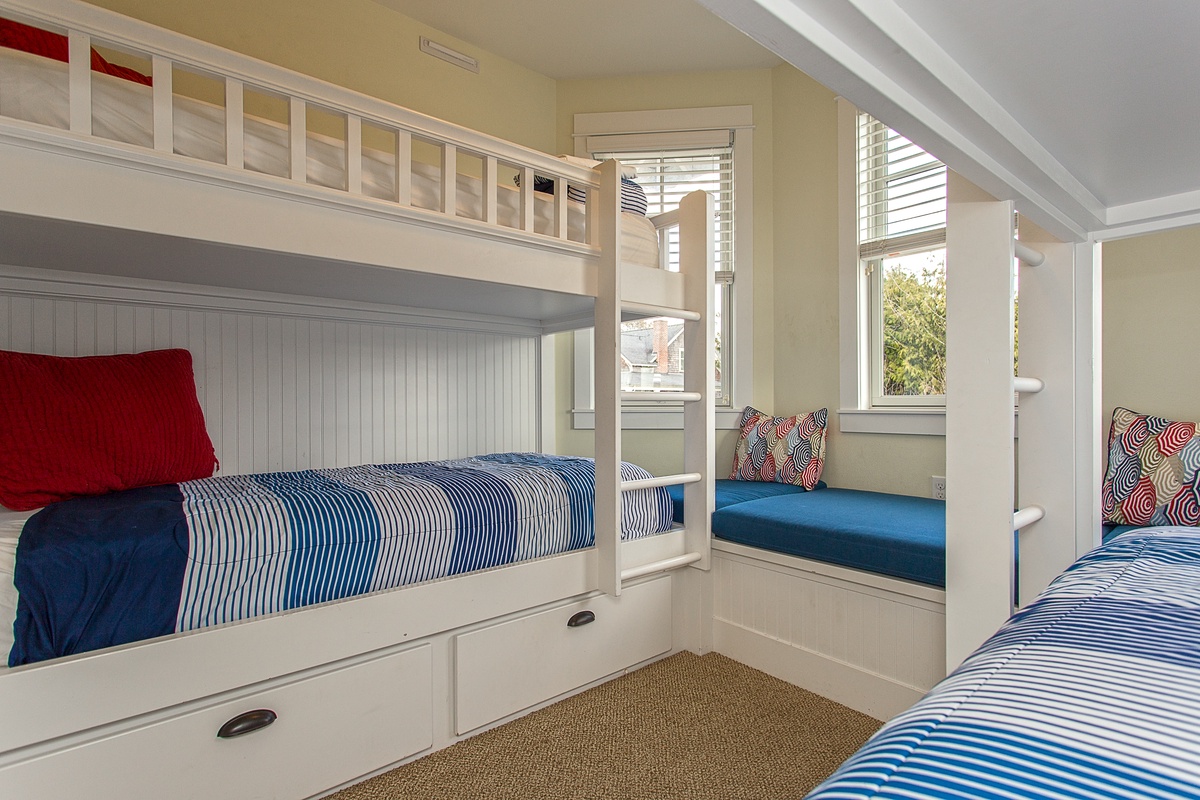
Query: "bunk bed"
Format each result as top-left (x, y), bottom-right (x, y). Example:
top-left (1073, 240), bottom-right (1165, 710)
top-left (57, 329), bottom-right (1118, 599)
top-left (693, 0), bottom-right (1200, 793)
top-left (806, 524), bottom-right (1200, 800)
top-left (0, 1), bottom-right (716, 798)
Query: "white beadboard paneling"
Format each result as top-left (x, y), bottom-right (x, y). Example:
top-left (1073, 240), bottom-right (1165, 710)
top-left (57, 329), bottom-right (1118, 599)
top-left (712, 546), bottom-right (946, 696)
top-left (0, 276), bottom-right (539, 475)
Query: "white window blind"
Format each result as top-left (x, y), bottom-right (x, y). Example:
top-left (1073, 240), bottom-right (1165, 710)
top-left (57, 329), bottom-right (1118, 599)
top-left (858, 113), bottom-right (946, 259)
top-left (591, 141), bottom-right (735, 273)
top-left (589, 138), bottom-right (734, 404)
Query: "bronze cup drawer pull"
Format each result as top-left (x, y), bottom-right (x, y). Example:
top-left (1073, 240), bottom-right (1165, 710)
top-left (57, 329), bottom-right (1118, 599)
top-left (567, 610), bottom-right (596, 628)
top-left (217, 708), bottom-right (278, 739)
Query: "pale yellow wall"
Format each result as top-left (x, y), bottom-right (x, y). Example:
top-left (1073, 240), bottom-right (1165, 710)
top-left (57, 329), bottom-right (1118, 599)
top-left (552, 69), bottom-right (776, 477)
top-left (82, 0), bottom-right (557, 152)
top-left (767, 67), bottom-right (946, 496)
top-left (1103, 225), bottom-right (1200, 429)
top-left (552, 65), bottom-right (942, 492)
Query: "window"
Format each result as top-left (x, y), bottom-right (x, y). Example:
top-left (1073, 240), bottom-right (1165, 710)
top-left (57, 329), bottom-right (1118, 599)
top-left (571, 106), bottom-right (754, 431)
top-left (838, 100), bottom-right (949, 435)
top-left (858, 112), bottom-right (948, 407)
top-left (590, 145), bottom-right (733, 403)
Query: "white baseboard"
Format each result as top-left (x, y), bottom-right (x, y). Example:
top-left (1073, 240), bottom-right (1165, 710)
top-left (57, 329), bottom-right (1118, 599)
top-left (713, 619), bottom-right (925, 721)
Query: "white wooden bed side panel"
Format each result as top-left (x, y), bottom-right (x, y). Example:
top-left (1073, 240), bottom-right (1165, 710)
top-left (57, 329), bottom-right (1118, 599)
top-left (711, 547), bottom-right (945, 720)
top-left (1014, 227), bottom-right (1079, 605)
top-left (0, 286), bottom-right (538, 474)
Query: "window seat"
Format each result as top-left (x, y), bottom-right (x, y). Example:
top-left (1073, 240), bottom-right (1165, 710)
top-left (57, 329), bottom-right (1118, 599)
top-left (670, 482), bottom-right (945, 587)
top-left (665, 479), bottom-right (821, 524)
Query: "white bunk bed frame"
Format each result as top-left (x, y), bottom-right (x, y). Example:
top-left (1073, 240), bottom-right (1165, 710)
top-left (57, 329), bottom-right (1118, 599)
top-left (697, 0), bottom-right (1200, 719)
top-left (0, 1), bottom-right (715, 797)
top-left (5, 0), bottom-right (1189, 792)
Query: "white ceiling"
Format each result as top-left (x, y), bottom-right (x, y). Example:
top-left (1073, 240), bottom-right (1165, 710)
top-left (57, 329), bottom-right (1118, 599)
top-left (375, 0), bottom-right (782, 79)
top-left (387, 0), bottom-right (1200, 240)
top-left (698, 0), bottom-right (1200, 240)
top-left (894, 0), bottom-right (1200, 211)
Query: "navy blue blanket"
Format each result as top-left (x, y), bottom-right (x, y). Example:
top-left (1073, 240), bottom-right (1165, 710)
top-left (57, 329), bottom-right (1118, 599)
top-left (12, 484), bottom-right (189, 666)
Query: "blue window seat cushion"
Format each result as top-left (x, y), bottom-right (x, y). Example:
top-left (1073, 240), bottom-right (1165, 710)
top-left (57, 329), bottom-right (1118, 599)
top-left (711, 489), bottom-right (946, 587)
top-left (1103, 524), bottom-right (1144, 542)
top-left (666, 479), bottom-right (823, 524)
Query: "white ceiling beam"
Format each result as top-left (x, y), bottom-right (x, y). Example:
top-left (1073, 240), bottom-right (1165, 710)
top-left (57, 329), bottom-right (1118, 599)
top-left (699, 0), bottom-right (1109, 241)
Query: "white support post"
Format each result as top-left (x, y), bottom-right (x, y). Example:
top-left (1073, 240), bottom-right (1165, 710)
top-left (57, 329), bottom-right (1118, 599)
top-left (680, 189), bottom-right (716, 571)
top-left (553, 177), bottom-right (569, 240)
top-left (587, 186), bottom-right (599, 248)
top-left (482, 156), bottom-right (498, 226)
top-left (1015, 220), bottom-right (1080, 606)
top-left (1076, 240), bottom-right (1104, 556)
top-left (594, 159), bottom-right (624, 596)
top-left (289, 97), bottom-right (306, 183)
top-left (151, 56), bottom-right (173, 153)
top-left (396, 130), bottom-right (412, 206)
top-left (519, 166), bottom-right (535, 233)
top-left (441, 144), bottom-right (457, 216)
top-left (67, 31), bottom-right (91, 135)
top-left (224, 78), bottom-right (244, 170)
top-left (945, 172), bottom-right (1016, 671)
top-left (346, 115), bottom-right (363, 195)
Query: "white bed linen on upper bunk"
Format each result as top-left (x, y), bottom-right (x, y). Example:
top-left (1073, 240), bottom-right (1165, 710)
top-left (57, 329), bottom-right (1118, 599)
top-left (0, 46), bottom-right (660, 268)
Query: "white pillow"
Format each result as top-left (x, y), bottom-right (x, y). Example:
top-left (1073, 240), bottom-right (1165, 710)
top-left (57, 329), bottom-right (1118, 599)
top-left (0, 509), bottom-right (34, 668)
top-left (0, 508), bottom-right (34, 541)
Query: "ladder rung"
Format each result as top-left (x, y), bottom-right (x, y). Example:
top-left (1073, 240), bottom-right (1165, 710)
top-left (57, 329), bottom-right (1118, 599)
top-left (1013, 376), bottom-right (1044, 394)
top-left (621, 472), bottom-right (701, 492)
top-left (1014, 240), bottom-right (1045, 267)
top-left (621, 301), bottom-right (701, 322)
top-left (620, 552), bottom-right (702, 582)
top-left (1013, 505), bottom-right (1045, 531)
top-left (620, 392), bottom-right (702, 404)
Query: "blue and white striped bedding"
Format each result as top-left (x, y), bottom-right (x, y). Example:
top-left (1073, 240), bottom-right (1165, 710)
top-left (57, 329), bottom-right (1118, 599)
top-left (11, 453), bottom-right (673, 666)
top-left (807, 526), bottom-right (1200, 800)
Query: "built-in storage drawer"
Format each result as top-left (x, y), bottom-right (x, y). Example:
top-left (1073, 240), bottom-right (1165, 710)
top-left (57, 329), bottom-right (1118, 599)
top-left (455, 576), bottom-right (672, 734)
top-left (0, 643), bottom-right (433, 800)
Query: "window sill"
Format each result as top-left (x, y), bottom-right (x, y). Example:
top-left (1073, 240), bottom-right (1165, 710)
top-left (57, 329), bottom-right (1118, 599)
top-left (839, 407), bottom-right (1022, 436)
top-left (572, 407), bottom-right (745, 431)
top-left (838, 407), bottom-right (946, 436)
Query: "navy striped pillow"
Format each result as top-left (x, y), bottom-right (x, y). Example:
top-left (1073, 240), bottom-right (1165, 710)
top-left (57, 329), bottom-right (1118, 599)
top-left (517, 174), bottom-right (648, 216)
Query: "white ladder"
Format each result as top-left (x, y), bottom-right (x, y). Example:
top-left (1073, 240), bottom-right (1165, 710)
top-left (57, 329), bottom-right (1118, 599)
top-left (593, 161), bottom-right (714, 595)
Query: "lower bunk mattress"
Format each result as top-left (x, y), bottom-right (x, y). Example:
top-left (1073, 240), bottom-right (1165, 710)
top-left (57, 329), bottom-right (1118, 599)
top-left (806, 526), bottom-right (1200, 799)
top-left (3, 453), bottom-right (673, 667)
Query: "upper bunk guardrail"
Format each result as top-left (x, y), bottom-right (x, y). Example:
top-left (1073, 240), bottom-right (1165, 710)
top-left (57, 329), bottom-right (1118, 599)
top-left (0, 0), bottom-right (633, 260)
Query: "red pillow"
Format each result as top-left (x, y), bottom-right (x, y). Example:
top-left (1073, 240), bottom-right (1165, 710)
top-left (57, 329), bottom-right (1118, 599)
top-left (0, 17), bottom-right (152, 86)
top-left (0, 349), bottom-right (217, 510)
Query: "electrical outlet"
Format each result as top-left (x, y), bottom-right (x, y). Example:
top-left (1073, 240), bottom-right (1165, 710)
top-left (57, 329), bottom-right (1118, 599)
top-left (931, 475), bottom-right (947, 501)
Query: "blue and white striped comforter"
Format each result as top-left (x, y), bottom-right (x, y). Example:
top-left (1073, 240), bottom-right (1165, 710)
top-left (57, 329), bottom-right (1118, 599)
top-left (12, 453), bottom-right (673, 666)
top-left (176, 452), bottom-right (672, 630)
top-left (807, 526), bottom-right (1200, 800)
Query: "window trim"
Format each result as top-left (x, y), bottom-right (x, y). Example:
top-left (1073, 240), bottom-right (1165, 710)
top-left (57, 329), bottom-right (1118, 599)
top-left (571, 106), bottom-right (754, 431)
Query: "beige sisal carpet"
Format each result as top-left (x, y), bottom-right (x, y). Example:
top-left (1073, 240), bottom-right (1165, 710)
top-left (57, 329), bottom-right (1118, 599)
top-left (328, 651), bottom-right (882, 800)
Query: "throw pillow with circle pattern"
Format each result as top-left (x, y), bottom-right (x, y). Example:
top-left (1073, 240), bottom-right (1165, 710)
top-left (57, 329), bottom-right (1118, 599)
top-left (1102, 406), bottom-right (1200, 526)
top-left (730, 406), bottom-right (828, 490)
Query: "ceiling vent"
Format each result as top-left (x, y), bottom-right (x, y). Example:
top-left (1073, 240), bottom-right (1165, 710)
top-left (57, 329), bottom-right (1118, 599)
top-left (419, 37), bottom-right (479, 74)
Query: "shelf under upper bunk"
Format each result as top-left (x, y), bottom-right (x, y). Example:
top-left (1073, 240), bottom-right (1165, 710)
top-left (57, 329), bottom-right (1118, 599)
top-left (0, 0), bottom-right (693, 333)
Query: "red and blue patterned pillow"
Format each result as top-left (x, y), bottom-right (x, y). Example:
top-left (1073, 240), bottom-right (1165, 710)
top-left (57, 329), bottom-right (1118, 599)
top-left (730, 406), bottom-right (828, 490)
top-left (1102, 406), bottom-right (1200, 526)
